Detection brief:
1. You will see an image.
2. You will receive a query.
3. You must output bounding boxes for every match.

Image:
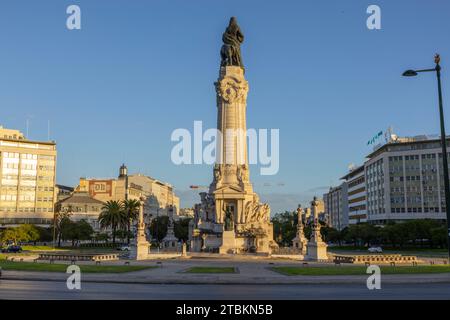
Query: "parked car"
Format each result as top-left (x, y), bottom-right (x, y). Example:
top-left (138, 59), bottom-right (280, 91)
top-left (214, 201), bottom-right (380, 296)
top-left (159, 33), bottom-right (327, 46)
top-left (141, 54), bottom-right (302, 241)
top-left (1, 245), bottom-right (23, 253)
top-left (368, 246), bottom-right (383, 253)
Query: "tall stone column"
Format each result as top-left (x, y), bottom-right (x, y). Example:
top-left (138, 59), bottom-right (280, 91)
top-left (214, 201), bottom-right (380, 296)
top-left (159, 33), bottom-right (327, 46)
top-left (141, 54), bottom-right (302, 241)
top-left (306, 197), bottom-right (328, 261)
top-left (132, 196), bottom-right (150, 260)
top-left (292, 205), bottom-right (308, 255)
top-left (193, 17), bottom-right (278, 255)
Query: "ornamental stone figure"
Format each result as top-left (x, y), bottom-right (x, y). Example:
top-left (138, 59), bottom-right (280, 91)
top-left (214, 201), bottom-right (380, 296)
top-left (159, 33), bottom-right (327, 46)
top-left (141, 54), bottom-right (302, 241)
top-left (224, 208), bottom-right (234, 231)
top-left (220, 17), bottom-right (244, 68)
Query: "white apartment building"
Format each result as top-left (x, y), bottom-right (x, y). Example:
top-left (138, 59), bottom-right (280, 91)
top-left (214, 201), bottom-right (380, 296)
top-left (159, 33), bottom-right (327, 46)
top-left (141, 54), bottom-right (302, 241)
top-left (365, 136), bottom-right (448, 224)
top-left (341, 165), bottom-right (367, 225)
top-left (323, 183), bottom-right (348, 230)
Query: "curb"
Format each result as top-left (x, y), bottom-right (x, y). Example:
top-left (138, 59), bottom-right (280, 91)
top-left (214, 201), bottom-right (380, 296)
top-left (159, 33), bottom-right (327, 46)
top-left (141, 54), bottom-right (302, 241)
top-left (2, 274), bottom-right (450, 285)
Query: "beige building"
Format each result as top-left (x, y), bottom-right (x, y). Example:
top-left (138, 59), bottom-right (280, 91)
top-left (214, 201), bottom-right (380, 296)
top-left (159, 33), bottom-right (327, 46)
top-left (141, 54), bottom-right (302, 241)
top-left (59, 191), bottom-right (105, 231)
top-left (76, 164), bottom-right (180, 223)
top-left (0, 126), bottom-right (57, 227)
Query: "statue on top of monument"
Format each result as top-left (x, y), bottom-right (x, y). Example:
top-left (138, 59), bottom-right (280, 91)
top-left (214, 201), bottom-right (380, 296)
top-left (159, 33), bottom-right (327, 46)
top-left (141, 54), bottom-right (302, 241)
top-left (220, 17), bottom-right (244, 68)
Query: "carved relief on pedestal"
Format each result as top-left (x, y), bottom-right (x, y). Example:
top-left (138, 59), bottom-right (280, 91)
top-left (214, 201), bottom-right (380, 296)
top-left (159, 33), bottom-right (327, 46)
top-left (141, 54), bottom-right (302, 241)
top-left (223, 164), bottom-right (237, 177)
top-left (244, 199), bottom-right (270, 223)
top-left (215, 76), bottom-right (249, 104)
top-left (213, 164), bottom-right (222, 184)
top-left (237, 164), bottom-right (249, 184)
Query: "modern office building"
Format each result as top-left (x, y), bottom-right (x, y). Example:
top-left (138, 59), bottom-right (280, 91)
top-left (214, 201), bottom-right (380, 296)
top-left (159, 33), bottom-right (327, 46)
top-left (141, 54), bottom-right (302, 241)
top-left (323, 183), bottom-right (348, 230)
top-left (0, 126), bottom-right (57, 227)
top-left (365, 135), bottom-right (448, 224)
top-left (341, 165), bottom-right (367, 225)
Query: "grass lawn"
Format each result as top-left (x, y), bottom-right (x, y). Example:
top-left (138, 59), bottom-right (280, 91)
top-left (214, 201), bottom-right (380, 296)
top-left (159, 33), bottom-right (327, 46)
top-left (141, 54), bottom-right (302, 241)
top-left (0, 260), bottom-right (156, 273)
top-left (21, 245), bottom-right (69, 252)
top-left (329, 247), bottom-right (448, 258)
top-left (272, 265), bottom-right (450, 276)
top-left (185, 267), bottom-right (236, 274)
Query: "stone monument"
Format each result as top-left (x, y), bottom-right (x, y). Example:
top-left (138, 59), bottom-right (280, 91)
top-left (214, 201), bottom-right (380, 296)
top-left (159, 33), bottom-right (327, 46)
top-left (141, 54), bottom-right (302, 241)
top-left (162, 205), bottom-right (178, 250)
top-left (132, 196), bottom-right (150, 260)
top-left (306, 197), bottom-right (328, 261)
top-left (189, 17), bottom-right (278, 254)
top-left (292, 205), bottom-right (308, 255)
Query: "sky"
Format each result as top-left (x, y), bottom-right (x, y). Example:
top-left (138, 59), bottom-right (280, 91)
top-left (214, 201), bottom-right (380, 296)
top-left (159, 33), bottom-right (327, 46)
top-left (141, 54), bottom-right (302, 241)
top-left (1, 0), bottom-right (449, 214)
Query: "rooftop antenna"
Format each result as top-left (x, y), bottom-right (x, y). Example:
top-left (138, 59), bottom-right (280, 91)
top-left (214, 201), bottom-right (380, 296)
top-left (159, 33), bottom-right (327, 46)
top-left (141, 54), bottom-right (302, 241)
top-left (26, 119), bottom-right (29, 138)
top-left (47, 120), bottom-right (51, 141)
top-left (385, 125), bottom-right (394, 143)
top-left (348, 163), bottom-right (356, 172)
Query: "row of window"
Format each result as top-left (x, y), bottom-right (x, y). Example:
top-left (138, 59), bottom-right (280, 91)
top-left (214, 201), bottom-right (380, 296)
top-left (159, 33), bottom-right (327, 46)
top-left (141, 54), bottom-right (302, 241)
top-left (390, 207), bottom-right (442, 213)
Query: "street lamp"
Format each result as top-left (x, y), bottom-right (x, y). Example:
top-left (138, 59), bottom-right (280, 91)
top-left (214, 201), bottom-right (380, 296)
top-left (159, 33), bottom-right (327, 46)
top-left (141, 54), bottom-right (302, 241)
top-left (403, 54), bottom-right (450, 263)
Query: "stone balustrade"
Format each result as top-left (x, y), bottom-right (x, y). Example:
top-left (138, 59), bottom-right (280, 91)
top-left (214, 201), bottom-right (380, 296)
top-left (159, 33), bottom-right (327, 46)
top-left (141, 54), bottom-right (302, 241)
top-left (333, 254), bottom-right (418, 264)
top-left (37, 253), bottom-right (119, 262)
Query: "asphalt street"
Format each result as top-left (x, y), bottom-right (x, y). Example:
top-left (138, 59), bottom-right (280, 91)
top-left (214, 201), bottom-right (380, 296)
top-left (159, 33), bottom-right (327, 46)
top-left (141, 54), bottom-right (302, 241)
top-left (1, 279), bottom-right (449, 300)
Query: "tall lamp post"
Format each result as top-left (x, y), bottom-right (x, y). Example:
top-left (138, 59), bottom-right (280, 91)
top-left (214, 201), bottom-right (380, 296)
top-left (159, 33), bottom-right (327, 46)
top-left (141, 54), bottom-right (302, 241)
top-left (403, 54), bottom-right (450, 262)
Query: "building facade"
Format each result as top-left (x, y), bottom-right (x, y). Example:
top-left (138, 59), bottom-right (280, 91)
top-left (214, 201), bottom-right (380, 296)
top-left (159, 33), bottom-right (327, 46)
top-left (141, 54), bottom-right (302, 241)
top-left (76, 165), bottom-right (180, 223)
top-left (323, 183), bottom-right (348, 230)
top-left (0, 126), bottom-right (57, 227)
top-left (59, 191), bottom-right (105, 231)
top-left (365, 137), bottom-right (448, 224)
top-left (341, 165), bottom-right (367, 225)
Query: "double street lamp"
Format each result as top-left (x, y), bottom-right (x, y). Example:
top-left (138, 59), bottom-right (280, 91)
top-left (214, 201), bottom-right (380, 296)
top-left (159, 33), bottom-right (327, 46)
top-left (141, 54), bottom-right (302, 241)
top-left (403, 54), bottom-right (450, 262)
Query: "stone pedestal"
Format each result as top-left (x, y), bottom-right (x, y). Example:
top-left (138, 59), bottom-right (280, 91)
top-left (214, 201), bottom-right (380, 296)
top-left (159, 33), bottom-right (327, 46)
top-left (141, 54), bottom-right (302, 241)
top-left (162, 209), bottom-right (178, 251)
top-left (306, 241), bottom-right (328, 261)
top-left (181, 242), bottom-right (187, 257)
top-left (292, 236), bottom-right (308, 255)
top-left (133, 240), bottom-right (150, 260)
top-left (219, 230), bottom-right (237, 254)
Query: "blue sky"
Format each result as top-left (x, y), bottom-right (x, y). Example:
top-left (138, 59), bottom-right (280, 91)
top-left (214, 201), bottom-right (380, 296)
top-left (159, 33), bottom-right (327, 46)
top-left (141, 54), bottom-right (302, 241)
top-left (0, 1), bottom-right (449, 213)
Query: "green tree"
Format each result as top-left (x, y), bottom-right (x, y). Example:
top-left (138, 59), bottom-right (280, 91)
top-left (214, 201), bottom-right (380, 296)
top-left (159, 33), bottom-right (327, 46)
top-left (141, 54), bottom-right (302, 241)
top-left (271, 211), bottom-right (297, 246)
top-left (149, 216), bottom-right (169, 243)
top-left (323, 227), bottom-right (343, 245)
top-left (122, 199), bottom-right (141, 245)
top-left (17, 224), bottom-right (40, 243)
top-left (174, 218), bottom-right (192, 242)
top-left (54, 204), bottom-right (73, 247)
top-left (0, 224), bottom-right (40, 244)
top-left (98, 200), bottom-right (127, 245)
top-left (93, 232), bottom-right (109, 242)
top-left (430, 226), bottom-right (447, 248)
top-left (1, 228), bottom-right (20, 244)
top-left (36, 226), bottom-right (53, 243)
top-left (61, 220), bottom-right (94, 246)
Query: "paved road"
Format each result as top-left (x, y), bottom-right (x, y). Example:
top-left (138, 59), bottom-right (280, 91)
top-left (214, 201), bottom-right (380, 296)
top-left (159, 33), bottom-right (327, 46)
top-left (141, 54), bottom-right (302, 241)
top-left (1, 280), bottom-right (449, 300)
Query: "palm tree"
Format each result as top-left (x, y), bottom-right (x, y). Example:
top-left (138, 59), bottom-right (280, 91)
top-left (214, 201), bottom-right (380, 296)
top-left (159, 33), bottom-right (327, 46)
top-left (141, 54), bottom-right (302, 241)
top-left (98, 200), bottom-right (126, 245)
top-left (122, 199), bottom-right (141, 245)
top-left (54, 203), bottom-right (73, 248)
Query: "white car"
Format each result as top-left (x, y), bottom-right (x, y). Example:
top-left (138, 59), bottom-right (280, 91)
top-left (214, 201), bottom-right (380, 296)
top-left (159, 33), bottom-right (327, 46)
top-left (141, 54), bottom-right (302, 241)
top-left (368, 246), bottom-right (383, 253)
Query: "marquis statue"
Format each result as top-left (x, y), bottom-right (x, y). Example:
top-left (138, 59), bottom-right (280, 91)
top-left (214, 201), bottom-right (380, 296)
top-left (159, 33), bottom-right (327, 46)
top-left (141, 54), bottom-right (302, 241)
top-left (220, 17), bottom-right (244, 68)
